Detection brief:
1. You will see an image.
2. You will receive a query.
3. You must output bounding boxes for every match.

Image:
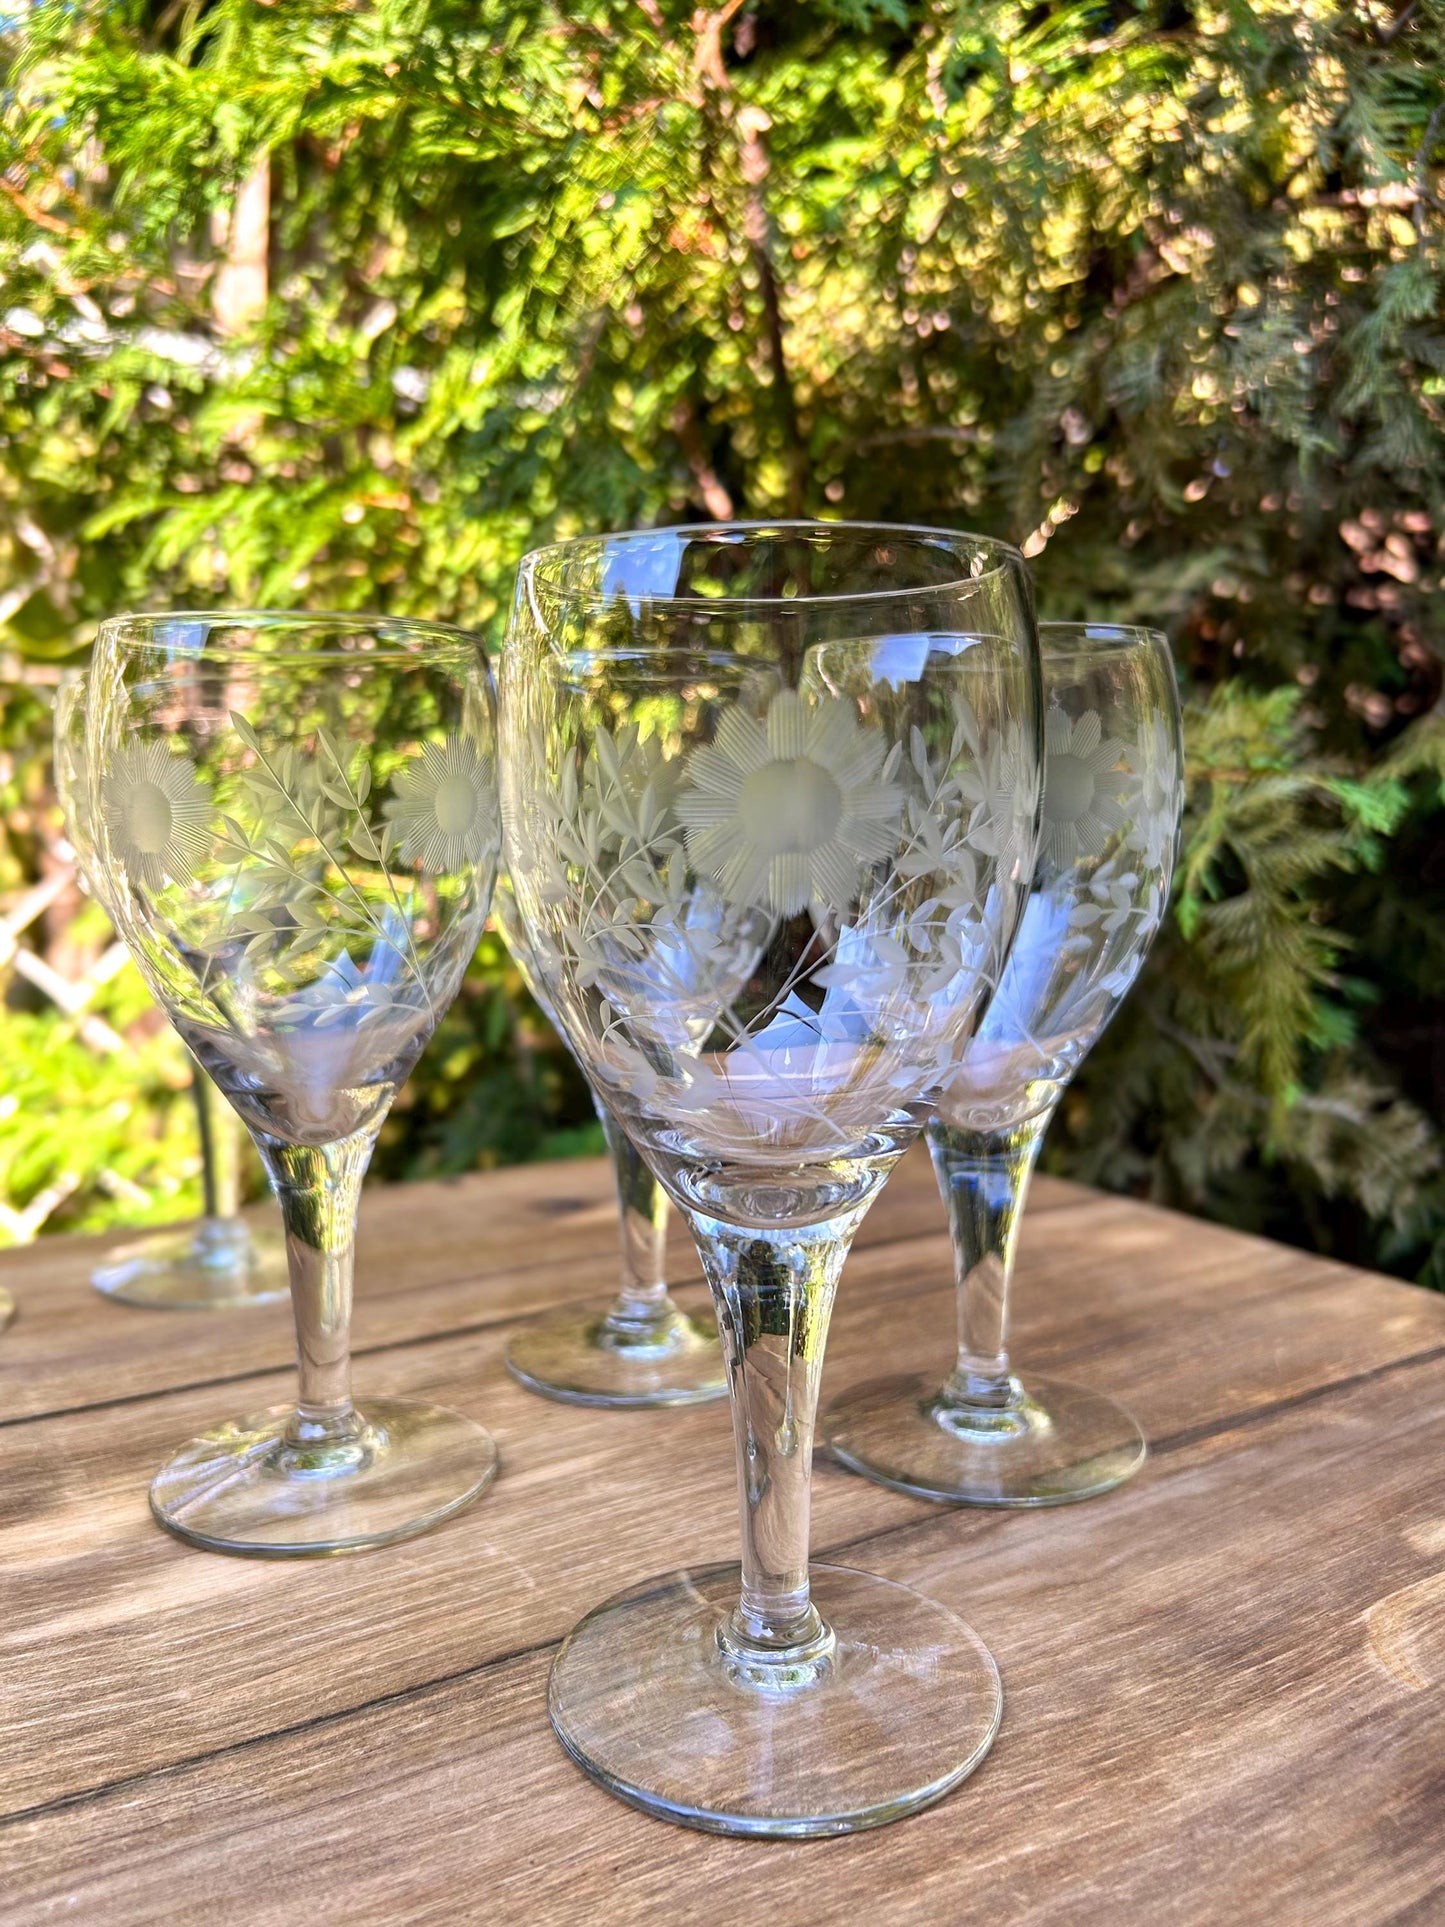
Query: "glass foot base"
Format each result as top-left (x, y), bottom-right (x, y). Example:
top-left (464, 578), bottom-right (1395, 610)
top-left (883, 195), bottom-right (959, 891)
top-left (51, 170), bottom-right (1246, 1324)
top-left (824, 1371), bottom-right (1146, 1507)
top-left (0, 1285), bottom-right (12, 1333)
top-left (149, 1397), bottom-right (498, 1556)
top-left (549, 1562), bottom-right (1001, 1838)
top-left (93, 1218), bottom-right (290, 1311)
top-left (506, 1301), bottom-right (725, 1408)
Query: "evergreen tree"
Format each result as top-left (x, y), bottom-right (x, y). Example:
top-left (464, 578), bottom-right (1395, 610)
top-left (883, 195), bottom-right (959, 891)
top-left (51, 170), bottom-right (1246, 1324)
top-left (2, 0), bottom-right (1442, 1281)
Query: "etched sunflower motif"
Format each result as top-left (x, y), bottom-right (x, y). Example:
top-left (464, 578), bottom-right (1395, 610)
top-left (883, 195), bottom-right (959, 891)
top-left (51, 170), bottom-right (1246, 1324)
top-left (959, 723), bottom-right (1037, 871)
top-left (676, 689), bottom-right (903, 917)
top-left (1037, 707), bottom-right (1128, 869)
top-left (384, 733), bottom-right (496, 873)
top-left (100, 740), bottom-right (214, 892)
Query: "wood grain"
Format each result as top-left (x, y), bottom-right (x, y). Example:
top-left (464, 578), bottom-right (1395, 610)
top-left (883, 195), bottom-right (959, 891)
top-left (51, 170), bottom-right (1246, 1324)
top-left (5, 1366), bottom-right (1443, 1927)
top-left (1, 1156), bottom-right (1442, 1925)
top-left (0, 1147), bottom-right (1088, 1426)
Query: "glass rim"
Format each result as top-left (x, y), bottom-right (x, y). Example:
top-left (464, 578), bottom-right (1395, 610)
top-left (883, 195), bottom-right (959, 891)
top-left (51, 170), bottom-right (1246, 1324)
top-left (523, 633), bottom-right (1032, 686)
top-left (95, 609), bottom-right (482, 663)
top-left (519, 519), bottom-right (1025, 612)
top-left (1038, 621), bottom-right (1169, 658)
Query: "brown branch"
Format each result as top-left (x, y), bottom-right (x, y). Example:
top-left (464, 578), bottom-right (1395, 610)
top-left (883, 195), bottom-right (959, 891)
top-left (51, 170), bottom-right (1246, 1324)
top-left (673, 397), bottom-right (735, 518)
top-left (691, 0), bottom-right (749, 88)
top-left (1414, 99), bottom-right (1445, 250)
top-left (743, 180), bottom-right (806, 515)
top-left (571, 306), bottom-right (609, 391)
top-left (147, 0), bottom-right (205, 44)
top-left (692, 5), bottom-right (806, 515)
top-left (212, 155), bottom-right (270, 335)
top-left (0, 177), bottom-right (74, 236)
top-left (1376, 0), bottom-right (1421, 46)
top-left (855, 425), bottom-right (979, 450)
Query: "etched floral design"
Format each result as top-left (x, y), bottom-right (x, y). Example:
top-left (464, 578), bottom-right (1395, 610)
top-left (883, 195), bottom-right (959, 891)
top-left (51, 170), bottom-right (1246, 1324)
top-left (100, 740), bottom-right (214, 891)
top-left (942, 695), bottom-right (1182, 1130)
top-left (89, 631), bottom-right (497, 1159)
top-left (506, 670), bottom-right (1032, 1150)
top-left (675, 689), bottom-right (904, 916)
top-left (1036, 708), bottom-right (1129, 869)
top-left (154, 717), bottom-right (493, 1026)
top-left (239, 742), bottom-right (338, 843)
top-left (956, 720), bottom-right (1037, 872)
top-left (384, 733), bottom-right (497, 873)
top-left (1124, 715), bottom-right (1184, 871)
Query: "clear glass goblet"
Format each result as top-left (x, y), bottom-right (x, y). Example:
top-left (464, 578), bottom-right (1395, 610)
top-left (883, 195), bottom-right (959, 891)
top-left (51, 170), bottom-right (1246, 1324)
top-left (491, 873), bottom-right (725, 1407)
top-left (824, 622), bottom-right (1184, 1506)
top-left (55, 669), bottom-right (290, 1310)
top-left (502, 521), bottom-right (1042, 1837)
top-left (82, 612), bottom-right (501, 1555)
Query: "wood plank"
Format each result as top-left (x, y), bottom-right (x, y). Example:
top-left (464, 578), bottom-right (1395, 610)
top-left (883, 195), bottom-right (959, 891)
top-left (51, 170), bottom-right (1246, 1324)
top-left (4, 1358), bottom-right (1441, 1926)
top-left (0, 1149), bottom-right (1091, 1425)
top-left (2, 1193), bottom-right (1441, 1817)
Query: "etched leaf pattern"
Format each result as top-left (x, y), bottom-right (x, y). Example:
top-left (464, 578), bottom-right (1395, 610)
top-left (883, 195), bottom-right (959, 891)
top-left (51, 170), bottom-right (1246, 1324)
top-left (944, 699), bottom-right (1183, 1125)
top-left (97, 722), bottom-right (496, 1029)
top-left (515, 685), bottom-right (1028, 1127)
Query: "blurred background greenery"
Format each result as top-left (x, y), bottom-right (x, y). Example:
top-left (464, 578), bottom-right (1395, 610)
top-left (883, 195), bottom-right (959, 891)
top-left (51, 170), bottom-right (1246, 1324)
top-left (2, 0), bottom-right (1443, 1284)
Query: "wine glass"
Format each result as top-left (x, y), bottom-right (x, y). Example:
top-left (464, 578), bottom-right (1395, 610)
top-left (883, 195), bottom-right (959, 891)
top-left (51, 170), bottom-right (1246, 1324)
top-left (501, 521), bottom-right (1042, 1837)
top-left (491, 873), bottom-right (725, 1406)
top-left (54, 668), bottom-right (290, 1310)
top-left (81, 612), bottom-right (502, 1555)
top-left (824, 622), bottom-right (1184, 1505)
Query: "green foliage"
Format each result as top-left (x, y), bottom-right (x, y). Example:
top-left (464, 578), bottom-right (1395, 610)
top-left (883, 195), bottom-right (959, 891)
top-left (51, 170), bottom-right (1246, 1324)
top-left (2, 0), bottom-right (1444, 1284)
top-left (0, 899), bottom-right (202, 1238)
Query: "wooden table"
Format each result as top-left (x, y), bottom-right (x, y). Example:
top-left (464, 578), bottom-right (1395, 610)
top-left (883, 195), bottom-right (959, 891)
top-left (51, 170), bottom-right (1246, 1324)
top-left (2, 1149), bottom-right (1443, 1924)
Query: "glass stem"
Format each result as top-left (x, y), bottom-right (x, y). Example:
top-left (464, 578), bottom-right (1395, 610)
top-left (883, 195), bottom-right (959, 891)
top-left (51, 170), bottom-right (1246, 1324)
top-left (679, 1190), bottom-right (873, 1686)
top-left (208, 1076), bottom-right (246, 1223)
top-left (192, 1065), bottom-right (253, 1280)
top-left (190, 1059), bottom-right (220, 1220)
top-left (928, 1111), bottom-right (1051, 1411)
top-left (254, 1129), bottom-right (375, 1449)
top-left (597, 1105), bottom-right (673, 1338)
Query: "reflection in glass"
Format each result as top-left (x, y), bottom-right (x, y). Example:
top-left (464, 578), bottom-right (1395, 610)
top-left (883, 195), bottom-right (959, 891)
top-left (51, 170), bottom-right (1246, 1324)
top-left (80, 613), bottom-right (501, 1555)
top-left (54, 668), bottom-right (289, 1309)
top-left (825, 623), bottom-right (1184, 1505)
top-left (492, 873), bottom-right (724, 1407)
top-left (503, 521), bottom-right (1041, 1836)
